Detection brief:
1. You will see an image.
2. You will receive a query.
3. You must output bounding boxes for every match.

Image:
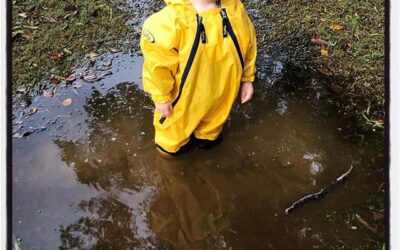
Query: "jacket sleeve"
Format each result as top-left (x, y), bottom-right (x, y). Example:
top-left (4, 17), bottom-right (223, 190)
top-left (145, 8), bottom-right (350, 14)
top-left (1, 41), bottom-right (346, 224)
top-left (140, 9), bottom-right (180, 103)
top-left (241, 12), bottom-right (257, 83)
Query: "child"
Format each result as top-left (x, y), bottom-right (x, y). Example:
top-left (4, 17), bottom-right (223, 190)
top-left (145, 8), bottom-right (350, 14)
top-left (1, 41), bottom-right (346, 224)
top-left (140, 0), bottom-right (257, 155)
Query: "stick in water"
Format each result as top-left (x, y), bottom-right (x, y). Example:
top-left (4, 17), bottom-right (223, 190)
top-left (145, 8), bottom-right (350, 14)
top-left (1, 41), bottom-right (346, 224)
top-left (285, 165), bottom-right (354, 214)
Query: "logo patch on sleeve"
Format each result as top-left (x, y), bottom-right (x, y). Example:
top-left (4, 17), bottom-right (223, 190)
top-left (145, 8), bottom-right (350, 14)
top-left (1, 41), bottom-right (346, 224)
top-left (143, 30), bottom-right (156, 43)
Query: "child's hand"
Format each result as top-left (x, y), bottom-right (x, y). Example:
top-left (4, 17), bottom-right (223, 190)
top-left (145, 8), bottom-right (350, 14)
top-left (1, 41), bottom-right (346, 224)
top-left (241, 82), bottom-right (254, 104)
top-left (155, 101), bottom-right (173, 117)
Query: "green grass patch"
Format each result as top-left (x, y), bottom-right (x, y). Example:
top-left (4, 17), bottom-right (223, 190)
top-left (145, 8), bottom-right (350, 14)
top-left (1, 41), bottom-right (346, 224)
top-left (254, 0), bottom-right (385, 123)
top-left (12, 0), bottom-right (132, 90)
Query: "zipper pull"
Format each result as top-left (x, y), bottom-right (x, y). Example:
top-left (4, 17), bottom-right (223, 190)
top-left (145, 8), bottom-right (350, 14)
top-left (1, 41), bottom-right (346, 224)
top-left (198, 16), bottom-right (207, 44)
top-left (220, 9), bottom-right (228, 38)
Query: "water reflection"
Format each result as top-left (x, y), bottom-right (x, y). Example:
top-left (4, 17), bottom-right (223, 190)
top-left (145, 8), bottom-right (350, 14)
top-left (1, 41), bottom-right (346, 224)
top-left (48, 76), bottom-right (359, 249)
top-left (55, 83), bottom-right (165, 248)
top-left (150, 156), bottom-right (229, 249)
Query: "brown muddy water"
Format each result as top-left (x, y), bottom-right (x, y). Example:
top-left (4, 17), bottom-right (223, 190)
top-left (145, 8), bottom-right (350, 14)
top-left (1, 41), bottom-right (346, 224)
top-left (12, 52), bottom-right (384, 250)
top-left (12, 0), bottom-right (384, 249)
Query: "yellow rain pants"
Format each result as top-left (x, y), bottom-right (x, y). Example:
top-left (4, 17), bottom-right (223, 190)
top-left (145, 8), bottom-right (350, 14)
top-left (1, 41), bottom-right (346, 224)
top-left (140, 0), bottom-right (257, 154)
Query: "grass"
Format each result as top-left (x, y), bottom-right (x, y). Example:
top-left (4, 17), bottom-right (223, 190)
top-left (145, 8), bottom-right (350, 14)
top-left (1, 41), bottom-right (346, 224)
top-left (252, 0), bottom-right (385, 127)
top-left (12, 0), bottom-right (132, 90)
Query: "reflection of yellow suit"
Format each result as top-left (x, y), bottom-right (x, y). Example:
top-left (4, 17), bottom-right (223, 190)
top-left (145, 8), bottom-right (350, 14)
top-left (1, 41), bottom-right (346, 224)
top-left (140, 0), bottom-right (257, 153)
top-left (150, 156), bottom-right (226, 249)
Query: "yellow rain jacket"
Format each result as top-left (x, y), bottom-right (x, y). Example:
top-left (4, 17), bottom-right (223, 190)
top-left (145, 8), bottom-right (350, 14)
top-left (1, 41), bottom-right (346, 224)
top-left (140, 0), bottom-right (257, 153)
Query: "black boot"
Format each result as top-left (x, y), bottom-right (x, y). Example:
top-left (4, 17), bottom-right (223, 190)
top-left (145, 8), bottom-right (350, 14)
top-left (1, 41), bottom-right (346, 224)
top-left (195, 134), bottom-right (223, 150)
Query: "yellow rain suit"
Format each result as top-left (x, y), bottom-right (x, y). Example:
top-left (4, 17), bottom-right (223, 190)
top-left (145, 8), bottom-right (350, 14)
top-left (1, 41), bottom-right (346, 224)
top-left (140, 0), bottom-right (257, 154)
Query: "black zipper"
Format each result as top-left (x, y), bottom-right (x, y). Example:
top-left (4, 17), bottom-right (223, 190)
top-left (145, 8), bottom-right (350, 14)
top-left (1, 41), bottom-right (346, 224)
top-left (220, 8), bottom-right (244, 69)
top-left (159, 15), bottom-right (205, 124)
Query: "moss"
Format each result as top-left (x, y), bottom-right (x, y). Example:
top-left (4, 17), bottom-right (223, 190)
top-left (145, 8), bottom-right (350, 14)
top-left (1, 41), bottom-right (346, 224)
top-left (12, 0), bottom-right (133, 90)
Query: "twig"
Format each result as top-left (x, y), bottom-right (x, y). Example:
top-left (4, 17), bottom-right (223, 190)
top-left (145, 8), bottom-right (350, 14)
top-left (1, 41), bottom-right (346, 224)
top-left (285, 165), bottom-right (354, 214)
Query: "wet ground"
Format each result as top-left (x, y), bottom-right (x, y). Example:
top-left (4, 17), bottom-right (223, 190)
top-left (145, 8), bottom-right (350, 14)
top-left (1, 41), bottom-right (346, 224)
top-left (12, 1), bottom-right (384, 249)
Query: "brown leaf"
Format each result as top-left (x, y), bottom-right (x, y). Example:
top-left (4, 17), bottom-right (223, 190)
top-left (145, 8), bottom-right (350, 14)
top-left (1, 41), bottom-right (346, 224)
top-left (318, 67), bottom-right (332, 76)
top-left (64, 74), bottom-right (76, 83)
top-left (63, 98), bottom-right (73, 106)
top-left (40, 16), bottom-right (57, 23)
top-left (355, 214), bottom-right (377, 233)
top-left (22, 25), bottom-right (39, 30)
top-left (331, 23), bottom-right (345, 30)
top-left (109, 48), bottom-right (120, 53)
top-left (311, 38), bottom-right (328, 46)
top-left (372, 212), bottom-right (384, 221)
top-left (19, 13), bottom-right (28, 18)
top-left (372, 119), bottom-right (384, 126)
top-left (21, 34), bottom-right (32, 40)
top-left (16, 86), bottom-right (27, 93)
top-left (49, 53), bottom-right (64, 60)
top-left (43, 90), bottom-right (54, 97)
top-left (97, 71), bottom-right (113, 80)
top-left (23, 107), bottom-right (38, 116)
top-left (83, 74), bottom-right (98, 82)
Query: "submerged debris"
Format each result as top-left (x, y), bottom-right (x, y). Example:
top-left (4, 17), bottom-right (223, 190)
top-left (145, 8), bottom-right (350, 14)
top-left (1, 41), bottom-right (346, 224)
top-left (285, 165), bottom-right (354, 214)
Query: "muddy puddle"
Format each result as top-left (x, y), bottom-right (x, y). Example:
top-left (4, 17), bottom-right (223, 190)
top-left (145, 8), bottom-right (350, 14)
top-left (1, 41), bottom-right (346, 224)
top-left (12, 51), bottom-right (384, 249)
top-left (12, 0), bottom-right (384, 249)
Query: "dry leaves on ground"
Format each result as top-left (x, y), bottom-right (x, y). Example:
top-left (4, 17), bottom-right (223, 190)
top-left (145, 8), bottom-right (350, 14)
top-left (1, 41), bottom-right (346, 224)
top-left (311, 38), bottom-right (328, 46)
top-left (355, 214), bottom-right (377, 233)
top-left (62, 98), bottom-right (73, 106)
top-left (331, 22), bottom-right (345, 30)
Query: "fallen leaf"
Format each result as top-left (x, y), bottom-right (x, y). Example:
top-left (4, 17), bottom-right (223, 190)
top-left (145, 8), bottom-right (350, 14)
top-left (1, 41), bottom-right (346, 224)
top-left (89, 52), bottom-right (99, 59)
top-left (13, 130), bottom-right (33, 138)
top-left (311, 38), bottom-right (328, 46)
top-left (109, 48), bottom-right (120, 53)
top-left (40, 16), bottom-right (57, 23)
top-left (331, 23), bottom-right (345, 30)
top-left (355, 214), bottom-right (377, 233)
top-left (16, 86), bottom-right (27, 93)
top-left (49, 53), bottom-right (64, 60)
top-left (103, 60), bottom-right (112, 67)
top-left (83, 74), bottom-right (98, 82)
top-left (63, 48), bottom-right (72, 55)
top-left (318, 67), bottom-right (333, 76)
top-left (63, 98), bottom-right (73, 106)
top-left (23, 107), bottom-right (38, 116)
top-left (18, 13), bottom-right (28, 18)
top-left (22, 25), bottom-right (39, 30)
top-left (321, 49), bottom-right (329, 57)
top-left (73, 82), bottom-right (82, 88)
top-left (64, 73), bottom-right (76, 82)
top-left (372, 119), bottom-right (384, 126)
top-left (372, 212), bottom-right (384, 221)
top-left (13, 132), bottom-right (22, 138)
top-left (21, 33), bottom-right (32, 40)
top-left (43, 90), bottom-right (54, 97)
top-left (97, 71), bottom-right (113, 80)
